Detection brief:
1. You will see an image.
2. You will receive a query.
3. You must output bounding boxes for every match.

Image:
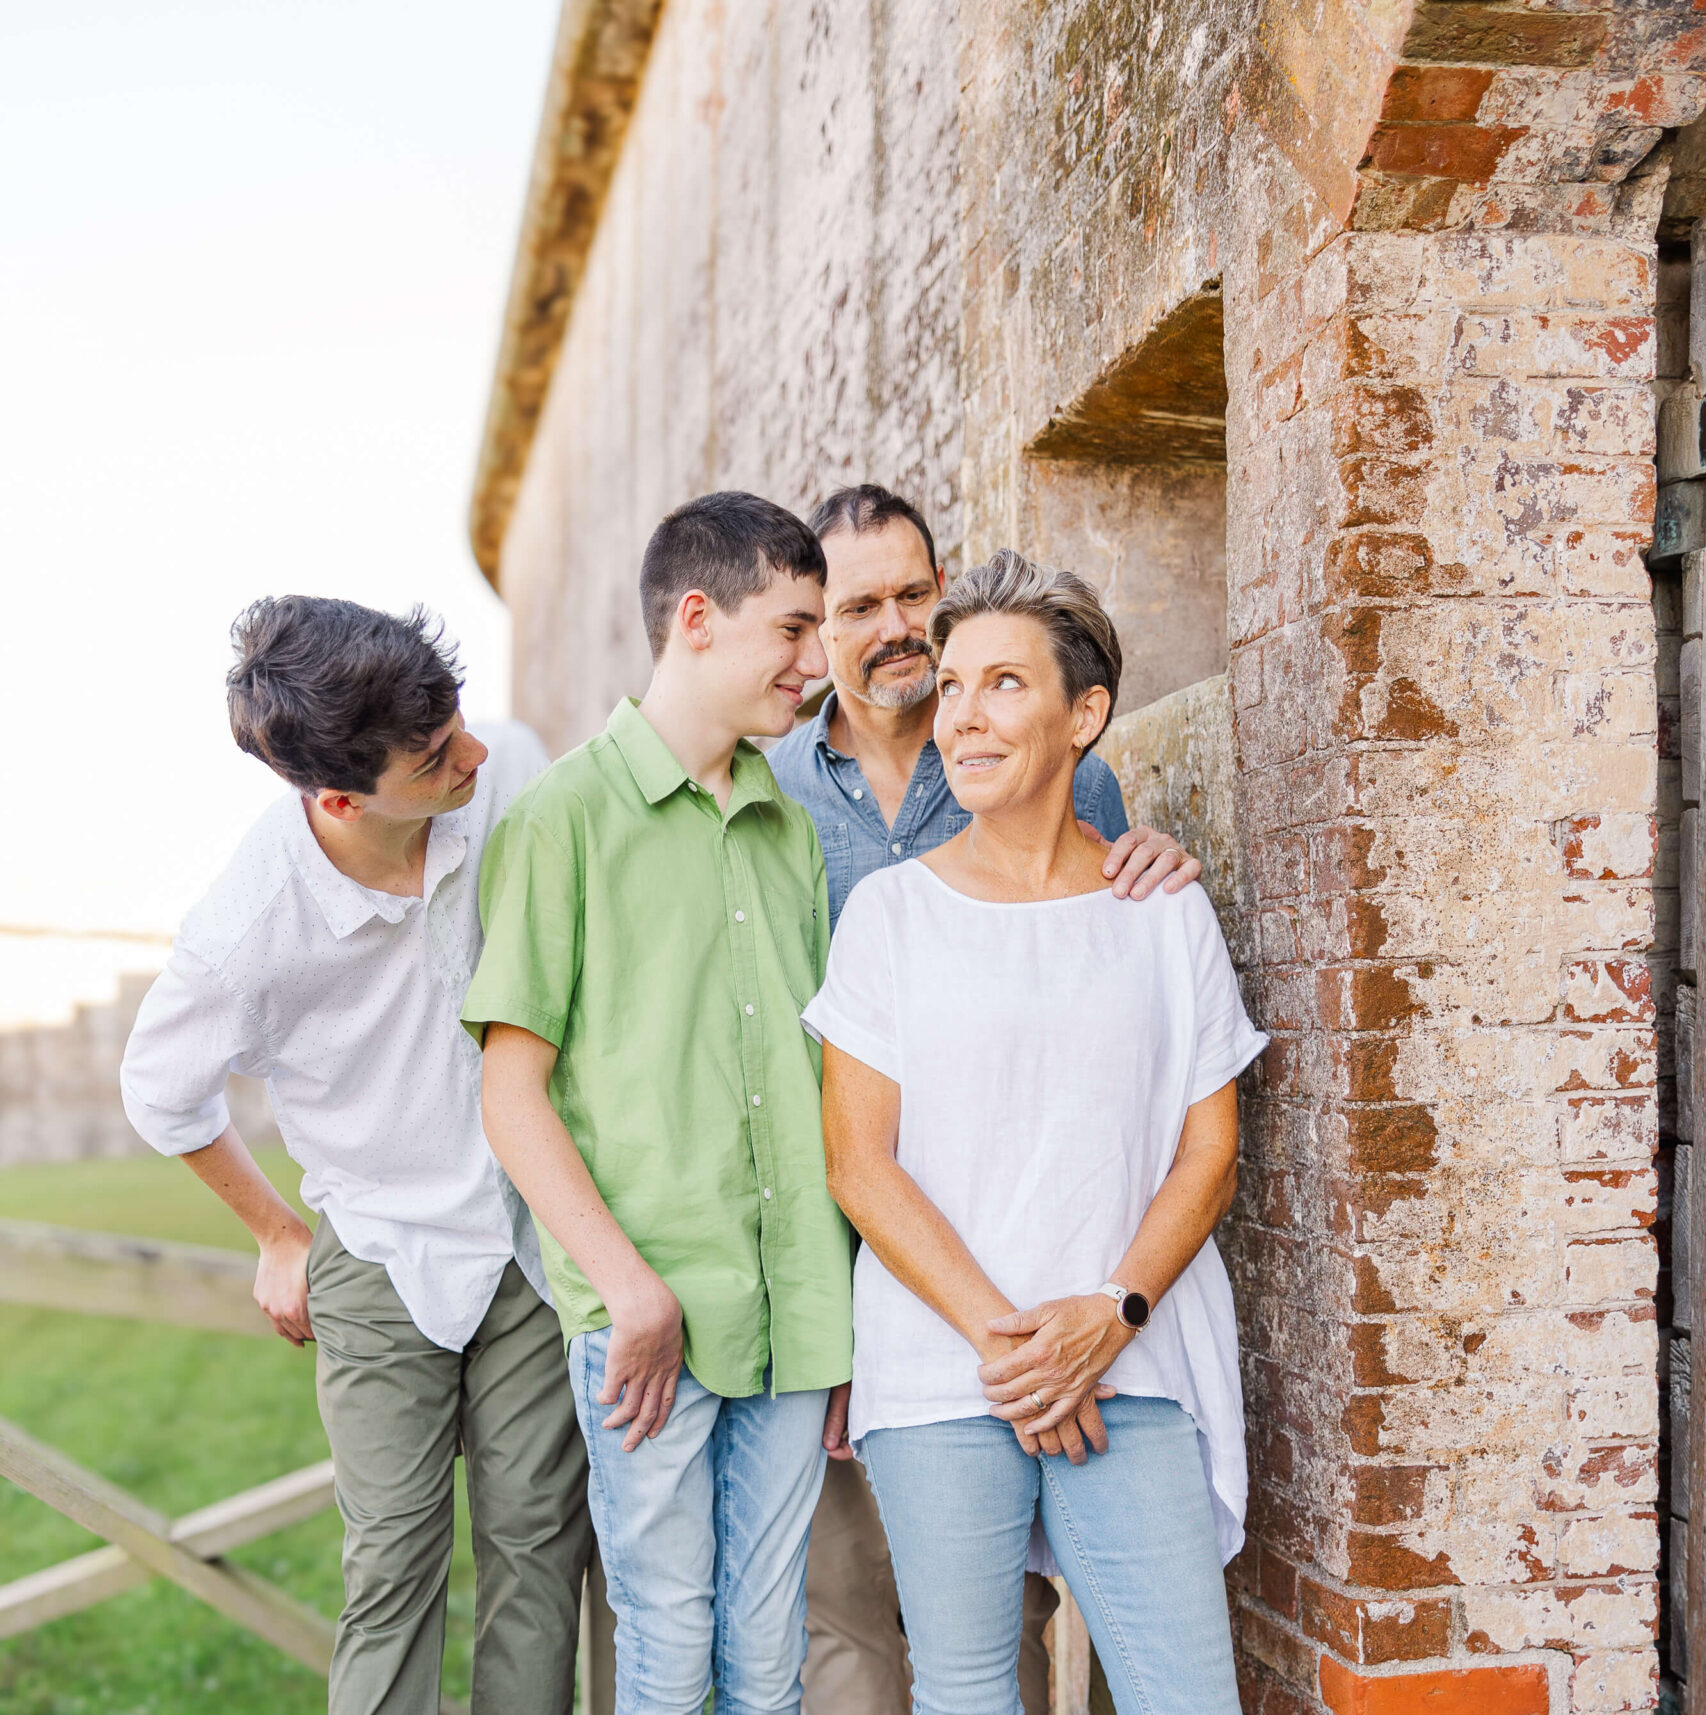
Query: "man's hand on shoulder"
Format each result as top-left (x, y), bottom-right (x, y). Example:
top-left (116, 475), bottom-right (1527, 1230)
top-left (1080, 821), bottom-right (1202, 900)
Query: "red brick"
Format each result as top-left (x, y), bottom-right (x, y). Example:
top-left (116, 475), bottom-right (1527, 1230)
top-left (1345, 1105), bottom-right (1438, 1172)
top-left (1350, 1464), bottom-right (1435, 1526)
top-left (1320, 1656), bottom-right (1549, 1715)
top-left (1363, 121), bottom-right (1528, 184)
top-left (1379, 66), bottom-right (1498, 125)
top-left (1345, 1530), bottom-right (1457, 1589)
top-left (1261, 1543), bottom-right (1301, 1620)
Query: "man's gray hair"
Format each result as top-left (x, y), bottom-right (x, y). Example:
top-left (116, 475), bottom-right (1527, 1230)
top-left (927, 549), bottom-right (1123, 749)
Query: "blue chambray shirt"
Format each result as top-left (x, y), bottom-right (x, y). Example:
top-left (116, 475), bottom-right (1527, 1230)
top-left (768, 690), bottom-right (1131, 932)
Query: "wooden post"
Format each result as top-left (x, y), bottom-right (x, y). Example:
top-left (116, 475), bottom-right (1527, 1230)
top-left (579, 1544), bottom-right (617, 1714)
top-left (0, 1415), bottom-right (335, 1671)
top-left (0, 1458), bottom-right (336, 1637)
top-left (1048, 1579), bottom-right (1092, 1715)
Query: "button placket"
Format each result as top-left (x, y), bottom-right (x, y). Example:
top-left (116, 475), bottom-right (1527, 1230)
top-left (838, 756), bottom-right (889, 846)
top-left (894, 744), bottom-right (945, 848)
top-left (723, 830), bottom-right (780, 1312)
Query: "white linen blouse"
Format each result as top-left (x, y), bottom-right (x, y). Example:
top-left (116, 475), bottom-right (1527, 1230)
top-left (801, 860), bottom-right (1267, 1565)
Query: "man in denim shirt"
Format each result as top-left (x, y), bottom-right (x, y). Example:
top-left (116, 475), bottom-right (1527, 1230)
top-left (768, 485), bottom-right (1201, 1715)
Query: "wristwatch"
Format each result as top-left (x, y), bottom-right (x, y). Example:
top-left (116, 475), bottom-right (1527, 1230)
top-left (1098, 1281), bottom-right (1151, 1331)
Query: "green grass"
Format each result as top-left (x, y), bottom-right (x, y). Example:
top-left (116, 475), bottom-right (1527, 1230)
top-left (0, 1148), bottom-right (480, 1714)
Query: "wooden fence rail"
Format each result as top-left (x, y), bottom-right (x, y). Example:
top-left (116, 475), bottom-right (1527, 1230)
top-left (0, 1219), bottom-right (469, 1715)
top-left (0, 1217), bottom-right (272, 1335)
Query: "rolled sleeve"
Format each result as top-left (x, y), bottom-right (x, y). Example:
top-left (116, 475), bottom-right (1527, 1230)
top-left (800, 876), bottom-right (900, 1083)
top-left (119, 948), bottom-right (262, 1157)
top-left (463, 803), bottom-right (582, 1048)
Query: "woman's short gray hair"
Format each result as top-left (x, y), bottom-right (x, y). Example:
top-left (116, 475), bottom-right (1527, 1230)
top-left (927, 549), bottom-right (1123, 748)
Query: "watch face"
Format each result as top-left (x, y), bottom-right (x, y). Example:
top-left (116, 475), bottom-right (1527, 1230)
top-left (1120, 1292), bottom-right (1151, 1330)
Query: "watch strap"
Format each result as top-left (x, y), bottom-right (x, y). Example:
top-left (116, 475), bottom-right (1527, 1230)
top-left (1098, 1280), bottom-right (1150, 1330)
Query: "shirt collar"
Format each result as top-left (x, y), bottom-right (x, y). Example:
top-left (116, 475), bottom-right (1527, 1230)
top-left (808, 688), bottom-right (947, 787)
top-left (607, 697), bottom-right (786, 817)
top-left (289, 796), bottom-right (469, 940)
top-left (807, 690), bottom-right (843, 759)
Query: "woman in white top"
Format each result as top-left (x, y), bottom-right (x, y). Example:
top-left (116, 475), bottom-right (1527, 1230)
top-left (803, 550), bottom-right (1264, 1715)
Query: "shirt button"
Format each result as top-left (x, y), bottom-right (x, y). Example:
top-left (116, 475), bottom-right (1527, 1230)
top-left (735, 910), bottom-right (746, 923)
top-left (891, 842), bottom-right (903, 856)
top-left (763, 1187), bottom-right (773, 1200)
top-left (687, 781), bottom-right (698, 793)
top-left (745, 1003), bottom-right (755, 1016)
top-left (853, 789), bottom-right (864, 800)
top-left (752, 1094), bottom-right (763, 1107)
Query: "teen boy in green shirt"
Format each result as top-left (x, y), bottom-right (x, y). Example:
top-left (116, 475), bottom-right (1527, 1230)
top-left (463, 492), bottom-right (852, 1715)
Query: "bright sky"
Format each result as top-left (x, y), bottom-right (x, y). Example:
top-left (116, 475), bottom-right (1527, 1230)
top-left (0, 1), bottom-right (558, 1004)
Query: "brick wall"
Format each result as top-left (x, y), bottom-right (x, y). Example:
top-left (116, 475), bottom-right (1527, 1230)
top-left (485, 1), bottom-right (1706, 1707)
top-left (1219, 8), bottom-right (1706, 1711)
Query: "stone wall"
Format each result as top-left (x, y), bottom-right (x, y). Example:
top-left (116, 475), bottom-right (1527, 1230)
top-left (499, 0), bottom-right (965, 753)
top-left (0, 972), bottom-right (274, 1169)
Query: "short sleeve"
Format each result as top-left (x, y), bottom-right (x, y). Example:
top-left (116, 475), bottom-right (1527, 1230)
top-left (119, 947), bottom-right (266, 1156)
top-left (462, 803), bottom-right (583, 1048)
top-left (1182, 886), bottom-right (1268, 1105)
top-left (800, 876), bottom-right (900, 1083)
top-left (1073, 752), bottom-right (1130, 842)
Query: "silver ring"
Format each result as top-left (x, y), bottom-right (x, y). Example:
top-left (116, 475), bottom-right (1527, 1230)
top-left (1030, 1390), bottom-right (1046, 1414)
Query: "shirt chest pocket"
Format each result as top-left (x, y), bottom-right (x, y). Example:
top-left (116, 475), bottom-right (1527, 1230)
top-left (819, 823), bottom-right (854, 933)
top-left (764, 883), bottom-right (822, 1012)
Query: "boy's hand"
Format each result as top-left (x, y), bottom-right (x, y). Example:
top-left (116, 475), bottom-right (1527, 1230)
top-left (824, 1382), bottom-right (854, 1460)
top-left (601, 1274), bottom-right (685, 1451)
top-left (255, 1218), bottom-right (315, 1346)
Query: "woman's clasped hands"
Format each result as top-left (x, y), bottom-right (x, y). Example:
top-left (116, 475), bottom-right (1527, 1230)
top-left (977, 1292), bottom-right (1135, 1466)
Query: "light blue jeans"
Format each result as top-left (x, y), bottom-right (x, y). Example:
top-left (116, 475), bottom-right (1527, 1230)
top-left (861, 1396), bottom-right (1239, 1715)
top-left (568, 1327), bottom-right (830, 1715)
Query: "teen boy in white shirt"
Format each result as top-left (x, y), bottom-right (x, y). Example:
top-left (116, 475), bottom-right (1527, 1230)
top-left (120, 596), bottom-right (587, 1715)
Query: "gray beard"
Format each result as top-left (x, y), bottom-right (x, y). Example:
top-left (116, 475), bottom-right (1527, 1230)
top-left (858, 657), bottom-right (938, 711)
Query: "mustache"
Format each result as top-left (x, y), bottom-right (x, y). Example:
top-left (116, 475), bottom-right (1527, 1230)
top-left (861, 641), bottom-right (931, 678)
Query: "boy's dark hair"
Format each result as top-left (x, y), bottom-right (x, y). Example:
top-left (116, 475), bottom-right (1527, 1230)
top-left (807, 484), bottom-right (937, 575)
top-left (640, 491), bottom-right (827, 659)
top-left (226, 596), bottom-right (464, 794)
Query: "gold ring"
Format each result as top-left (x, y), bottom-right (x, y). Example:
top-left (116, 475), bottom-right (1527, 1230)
top-left (1031, 1390), bottom-right (1046, 1414)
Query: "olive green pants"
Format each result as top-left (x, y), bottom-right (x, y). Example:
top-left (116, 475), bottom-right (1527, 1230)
top-left (309, 1220), bottom-right (591, 1715)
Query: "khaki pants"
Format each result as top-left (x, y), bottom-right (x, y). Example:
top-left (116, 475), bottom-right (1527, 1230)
top-left (801, 1455), bottom-right (1059, 1715)
top-left (309, 1220), bottom-right (591, 1715)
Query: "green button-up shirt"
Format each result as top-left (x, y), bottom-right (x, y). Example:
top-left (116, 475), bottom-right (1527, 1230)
top-left (462, 698), bottom-right (852, 1398)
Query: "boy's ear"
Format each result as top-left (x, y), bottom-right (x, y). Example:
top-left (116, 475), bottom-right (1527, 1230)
top-left (312, 787), bottom-right (365, 824)
top-left (675, 589), bottom-right (716, 653)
